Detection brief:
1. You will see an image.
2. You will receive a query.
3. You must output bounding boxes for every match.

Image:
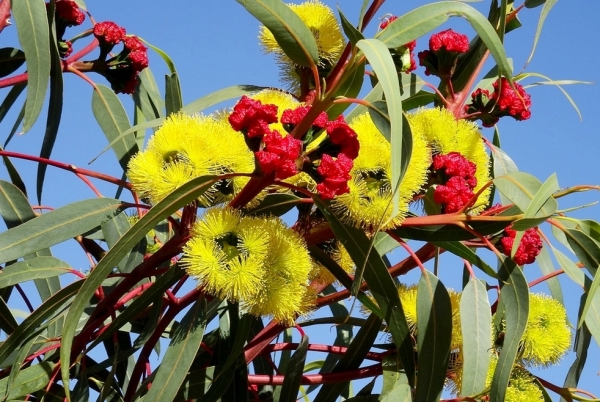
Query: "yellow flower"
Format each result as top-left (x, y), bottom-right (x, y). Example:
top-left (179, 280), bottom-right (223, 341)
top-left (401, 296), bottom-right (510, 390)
top-left (245, 217), bottom-right (314, 324)
top-left (182, 207), bottom-right (269, 302)
top-left (485, 357), bottom-right (544, 402)
top-left (332, 112), bottom-right (431, 230)
top-left (520, 292), bottom-right (571, 366)
top-left (310, 241), bottom-right (354, 286)
top-left (258, 0), bottom-right (344, 94)
top-left (398, 284), bottom-right (418, 333)
top-left (127, 113), bottom-right (254, 205)
top-left (407, 108), bottom-right (491, 214)
top-left (251, 89), bottom-right (300, 135)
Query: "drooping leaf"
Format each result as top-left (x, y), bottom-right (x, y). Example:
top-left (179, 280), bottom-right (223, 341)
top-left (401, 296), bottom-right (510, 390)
top-left (236, 0), bottom-right (319, 67)
top-left (535, 245), bottom-right (563, 305)
top-left (415, 271), bottom-right (452, 402)
top-left (91, 84), bottom-right (137, 172)
top-left (524, 0), bottom-right (558, 66)
top-left (0, 48), bottom-right (25, 78)
top-left (511, 173), bottom-right (558, 231)
top-left (355, 38), bottom-right (405, 216)
top-left (165, 72), bottom-right (183, 116)
top-left (11, 0), bottom-right (50, 133)
top-left (0, 256), bottom-right (71, 288)
top-left (493, 172), bottom-right (555, 217)
top-left (182, 84), bottom-right (266, 115)
top-left (0, 198), bottom-right (122, 264)
top-left (460, 277), bottom-right (492, 396)
top-left (143, 297), bottom-right (207, 402)
top-left (0, 361), bottom-right (55, 399)
top-left (326, 60), bottom-right (365, 120)
top-left (489, 258), bottom-right (529, 402)
top-left (432, 241), bottom-right (498, 279)
top-left (565, 228), bottom-right (600, 277)
top-left (278, 336), bottom-right (309, 402)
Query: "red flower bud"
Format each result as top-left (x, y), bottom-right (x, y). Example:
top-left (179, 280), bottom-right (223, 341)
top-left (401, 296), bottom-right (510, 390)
top-left (499, 225), bottom-right (543, 265)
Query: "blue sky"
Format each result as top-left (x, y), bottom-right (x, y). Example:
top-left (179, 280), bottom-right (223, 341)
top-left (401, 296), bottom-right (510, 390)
top-left (1, 0), bottom-right (599, 399)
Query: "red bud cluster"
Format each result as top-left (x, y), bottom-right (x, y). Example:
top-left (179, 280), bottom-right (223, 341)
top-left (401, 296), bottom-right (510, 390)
top-left (499, 225), bottom-right (543, 265)
top-left (432, 152), bottom-right (477, 213)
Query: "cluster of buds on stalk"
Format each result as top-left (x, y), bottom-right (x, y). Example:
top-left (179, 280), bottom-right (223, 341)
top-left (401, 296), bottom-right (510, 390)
top-left (47, 0), bottom-right (85, 58)
top-left (228, 96), bottom-right (360, 200)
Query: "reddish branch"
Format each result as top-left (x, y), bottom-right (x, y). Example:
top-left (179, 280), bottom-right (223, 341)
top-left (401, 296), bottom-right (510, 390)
top-left (247, 363), bottom-right (382, 385)
top-left (0, 0), bottom-right (10, 34)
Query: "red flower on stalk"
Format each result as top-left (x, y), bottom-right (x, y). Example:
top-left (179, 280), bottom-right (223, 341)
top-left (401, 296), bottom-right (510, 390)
top-left (229, 96), bottom-right (278, 138)
top-left (418, 29), bottom-right (469, 77)
top-left (428, 29), bottom-right (469, 53)
top-left (94, 21), bottom-right (126, 45)
top-left (499, 225), bottom-right (543, 265)
top-left (123, 36), bottom-right (149, 72)
top-left (281, 106), bottom-right (328, 132)
top-left (432, 152), bottom-right (477, 188)
top-left (255, 131), bottom-right (303, 179)
top-left (54, 0), bottom-right (85, 26)
top-left (326, 116), bottom-right (360, 159)
top-left (316, 153), bottom-right (353, 200)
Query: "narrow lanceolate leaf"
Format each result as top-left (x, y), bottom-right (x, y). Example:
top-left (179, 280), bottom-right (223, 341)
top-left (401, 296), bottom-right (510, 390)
top-left (326, 61), bottom-right (365, 120)
top-left (11, 0), bottom-right (50, 133)
top-left (535, 246), bottom-right (564, 306)
top-left (565, 228), bottom-right (600, 277)
top-left (101, 211), bottom-right (145, 273)
top-left (433, 241), bottom-right (497, 279)
top-left (490, 259), bottom-right (529, 402)
top-left (182, 84), bottom-right (266, 115)
top-left (377, 1), bottom-right (511, 81)
top-left (525, 0), bottom-right (558, 66)
top-left (278, 336), bottom-right (309, 402)
top-left (91, 84), bottom-right (137, 172)
top-left (0, 198), bottom-right (121, 264)
top-left (511, 173), bottom-right (559, 232)
top-left (493, 172), bottom-right (555, 216)
top-left (236, 0), bottom-right (319, 67)
top-left (583, 291), bottom-right (600, 349)
top-left (313, 197), bottom-right (415, 386)
top-left (0, 296), bottom-right (18, 335)
top-left (165, 72), bottom-right (183, 116)
top-left (0, 257), bottom-right (71, 288)
top-left (338, 7), bottom-right (364, 46)
top-left (314, 314), bottom-right (383, 402)
top-left (37, 11), bottom-right (64, 203)
top-left (355, 39), bottom-right (404, 216)
top-left (0, 361), bottom-right (55, 399)
top-left (460, 277), bottom-right (492, 396)
top-left (415, 271), bottom-right (452, 402)
top-left (0, 48), bottom-right (25, 78)
top-left (144, 297), bottom-right (207, 402)
top-left (61, 175), bottom-right (218, 400)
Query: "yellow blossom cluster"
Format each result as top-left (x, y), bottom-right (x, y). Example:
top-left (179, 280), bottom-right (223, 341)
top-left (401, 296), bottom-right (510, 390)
top-left (182, 207), bottom-right (314, 324)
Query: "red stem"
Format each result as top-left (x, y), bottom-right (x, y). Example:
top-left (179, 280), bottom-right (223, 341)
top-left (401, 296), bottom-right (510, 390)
top-left (260, 343), bottom-right (383, 362)
top-left (247, 363), bottom-right (382, 385)
top-left (0, 0), bottom-right (10, 34)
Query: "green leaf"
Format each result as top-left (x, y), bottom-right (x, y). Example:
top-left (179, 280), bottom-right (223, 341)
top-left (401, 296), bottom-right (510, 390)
top-left (244, 193), bottom-right (302, 217)
top-left (0, 83), bottom-right (26, 130)
top-left (144, 297), bottom-right (207, 402)
top-left (11, 0), bottom-right (50, 133)
top-left (377, 1), bottom-right (511, 80)
top-left (0, 361), bottom-right (55, 399)
top-left (0, 296), bottom-right (18, 335)
top-left (565, 229), bottom-right (600, 277)
top-left (355, 39), bottom-right (405, 216)
top-left (236, 0), bottom-right (319, 67)
top-left (524, 0), bottom-right (557, 66)
top-left (0, 256), bottom-right (70, 288)
top-left (391, 219), bottom-right (510, 242)
top-left (60, 175), bottom-right (218, 399)
top-left (415, 271), bottom-right (452, 402)
top-left (182, 84), bottom-right (266, 115)
top-left (493, 172), bottom-right (555, 217)
top-left (140, 38), bottom-right (177, 74)
top-left (101, 211), bottom-right (145, 273)
top-left (380, 353), bottom-right (410, 399)
top-left (584, 291), bottom-right (600, 348)
top-left (278, 336), bottom-right (309, 402)
top-left (165, 72), bottom-right (183, 116)
top-left (490, 258), bottom-right (529, 402)
top-left (176, 366), bottom-right (216, 400)
top-left (0, 48), bottom-right (25, 78)
top-left (338, 7), bottom-right (364, 46)
top-left (551, 246), bottom-right (588, 288)
top-left (535, 246), bottom-right (563, 305)
top-left (37, 13), bottom-right (64, 203)
top-left (561, 293), bottom-right (591, 402)
top-left (345, 83), bottom-right (383, 122)
top-left (0, 198), bottom-right (122, 264)
top-left (326, 61), bottom-right (365, 120)
top-left (432, 241), bottom-right (498, 279)
top-left (313, 197), bottom-right (415, 386)
top-left (460, 277), bottom-right (492, 396)
top-left (314, 314), bottom-right (383, 402)
top-left (511, 173), bottom-right (558, 232)
top-left (91, 84), bottom-right (137, 172)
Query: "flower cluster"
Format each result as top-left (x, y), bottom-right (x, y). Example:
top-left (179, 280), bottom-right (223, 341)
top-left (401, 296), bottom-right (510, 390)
top-left (47, 0), bottom-right (85, 58)
top-left (432, 152), bottom-right (478, 213)
top-left (228, 91), bottom-right (360, 200)
top-left (418, 29), bottom-right (469, 78)
top-left (182, 207), bottom-right (314, 324)
top-left (465, 77), bottom-right (532, 127)
top-left (92, 22), bottom-right (149, 94)
top-left (499, 225), bottom-right (543, 265)
top-left (379, 16), bottom-right (417, 73)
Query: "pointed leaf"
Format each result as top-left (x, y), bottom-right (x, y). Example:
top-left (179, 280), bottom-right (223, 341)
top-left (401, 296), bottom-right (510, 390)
top-left (490, 259), bottom-right (529, 402)
top-left (165, 72), bottom-right (182, 116)
top-left (11, 0), bottom-right (50, 133)
top-left (278, 336), bottom-right (309, 402)
top-left (0, 198), bottom-right (121, 264)
top-left (460, 277), bottom-right (492, 396)
top-left (0, 256), bottom-right (70, 288)
top-left (1, 361), bottom-right (55, 399)
top-left (415, 271), bottom-right (452, 402)
top-left (338, 7), bottom-right (364, 46)
top-left (433, 241), bottom-right (498, 279)
top-left (144, 297), bottom-right (207, 402)
top-left (91, 84), bottom-right (137, 172)
top-left (0, 48), bottom-right (25, 78)
top-left (565, 228), bottom-right (600, 277)
top-left (494, 172), bottom-right (554, 216)
top-left (535, 246), bottom-right (563, 305)
top-left (356, 38), bottom-right (405, 216)
top-left (326, 61), bottom-right (365, 120)
top-left (236, 0), bottom-right (319, 67)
